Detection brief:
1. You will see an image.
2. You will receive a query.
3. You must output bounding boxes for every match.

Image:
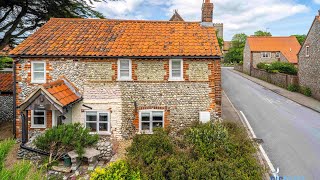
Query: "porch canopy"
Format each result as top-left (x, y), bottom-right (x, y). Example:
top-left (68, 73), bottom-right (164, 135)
top-left (19, 78), bottom-right (82, 113)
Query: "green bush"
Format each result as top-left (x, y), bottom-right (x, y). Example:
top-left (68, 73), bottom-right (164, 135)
top-left (287, 84), bottom-right (299, 92)
top-left (123, 122), bottom-right (264, 180)
top-left (34, 123), bottom-right (99, 165)
top-left (256, 62), bottom-right (297, 75)
top-left (300, 86), bottom-right (312, 97)
top-left (0, 139), bottom-right (15, 171)
top-left (90, 160), bottom-right (141, 180)
top-left (0, 56), bottom-right (13, 69)
top-left (257, 62), bottom-right (269, 70)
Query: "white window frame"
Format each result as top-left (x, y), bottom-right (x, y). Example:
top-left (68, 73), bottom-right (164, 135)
top-left (117, 59), bottom-right (132, 81)
top-left (169, 59), bottom-right (184, 81)
top-left (31, 61), bottom-right (46, 84)
top-left (306, 46), bottom-right (310, 57)
top-left (275, 52), bottom-right (281, 58)
top-left (139, 110), bottom-right (165, 133)
top-left (85, 111), bottom-right (111, 135)
top-left (261, 52), bottom-right (271, 59)
top-left (31, 110), bottom-right (46, 128)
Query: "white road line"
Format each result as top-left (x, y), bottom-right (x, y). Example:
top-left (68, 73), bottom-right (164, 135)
top-left (240, 111), bottom-right (278, 177)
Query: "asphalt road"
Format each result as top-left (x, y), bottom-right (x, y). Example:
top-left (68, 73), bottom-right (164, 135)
top-left (222, 67), bottom-right (320, 180)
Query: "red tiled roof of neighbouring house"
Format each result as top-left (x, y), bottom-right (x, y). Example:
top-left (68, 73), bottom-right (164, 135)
top-left (247, 36), bottom-right (301, 64)
top-left (0, 72), bottom-right (13, 92)
top-left (9, 18), bottom-right (222, 57)
top-left (42, 79), bottom-right (81, 106)
top-left (223, 41), bottom-right (231, 51)
top-left (0, 45), bottom-right (14, 56)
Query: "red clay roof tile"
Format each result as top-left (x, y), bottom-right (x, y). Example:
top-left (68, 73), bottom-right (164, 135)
top-left (10, 18), bottom-right (222, 57)
top-left (0, 72), bottom-right (13, 92)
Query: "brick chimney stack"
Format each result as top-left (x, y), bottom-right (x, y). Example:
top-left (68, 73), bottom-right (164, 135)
top-left (202, 0), bottom-right (214, 23)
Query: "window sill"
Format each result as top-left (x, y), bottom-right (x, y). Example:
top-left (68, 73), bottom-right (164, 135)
top-left (89, 132), bottom-right (111, 136)
top-left (31, 81), bottom-right (46, 84)
top-left (117, 79), bottom-right (133, 82)
top-left (30, 125), bottom-right (46, 129)
top-left (168, 79), bottom-right (184, 82)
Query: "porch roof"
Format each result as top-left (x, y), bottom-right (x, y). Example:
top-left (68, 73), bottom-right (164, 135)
top-left (19, 78), bottom-right (82, 112)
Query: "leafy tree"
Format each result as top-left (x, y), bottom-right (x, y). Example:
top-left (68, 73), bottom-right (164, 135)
top-left (34, 123), bottom-right (99, 166)
top-left (216, 31), bottom-right (224, 51)
top-left (0, 0), bottom-right (119, 49)
top-left (254, 30), bottom-right (272, 36)
top-left (224, 33), bottom-right (247, 63)
top-left (0, 56), bottom-right (13, 69)
top-left (292, 34), bottom-right (306, 45)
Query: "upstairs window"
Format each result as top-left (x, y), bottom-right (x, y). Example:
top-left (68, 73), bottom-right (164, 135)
top-left (85, 111), bottom-right (110, 134)
top-left (118, 59), bottom-right (132, 80)
top-left (140, 110), bottom-right (164, 132)
top-left (31, 62), bottom-right (46, 83)
top-left (31, 110), bottom-right (46, 128)
top-left (306, 46), bottom-right (310, 57)
top-left (261, 52), bottom-right (271, 58)
top-left (275, 52), bottom-right (281, 58)
top-left (169, 59), bottom-right (183, 81)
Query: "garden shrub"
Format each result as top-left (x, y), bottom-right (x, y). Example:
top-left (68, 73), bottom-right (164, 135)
top-left (300, 86), bottom-right (312, 97)
top-left (257, 62), bottom-right (297, 75)
top-left (287, 84), bottom-right (299, 92)
top-left (122, 122), bottom-right (264, 180)
top-left (34, 123), bottom-right (99, 165)
top-left (90, 160), bottom-right (141, 180)
top-left (0, 56), bottom-right (13, 69)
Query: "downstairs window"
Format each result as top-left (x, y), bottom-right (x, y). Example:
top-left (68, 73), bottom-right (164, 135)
top-left (85, 111), bottom-right (110, 134)
top-left (139, 110), bottom-right (164, 132)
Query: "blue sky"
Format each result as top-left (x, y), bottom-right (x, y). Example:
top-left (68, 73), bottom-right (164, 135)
top-left (92, 0), bottom-right (319, 40)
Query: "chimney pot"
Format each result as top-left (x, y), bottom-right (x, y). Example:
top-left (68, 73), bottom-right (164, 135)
top-left (318, 9), bottom-right (320, 16)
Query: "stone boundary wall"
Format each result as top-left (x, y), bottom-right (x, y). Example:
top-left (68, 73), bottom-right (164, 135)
top-left (234, 65), bottom-right (243, 72)
top-left (250, 68), bottom-right (298, 88)
top-left (0, 95), bottom-right (13, 122)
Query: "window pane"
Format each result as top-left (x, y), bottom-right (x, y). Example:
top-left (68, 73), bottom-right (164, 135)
top-left (99, 113), bottom-right (108, 122)
top-left (152, 122), bottom-right (163, 129)
top-left (33, 63), bottom-right (45, 71)
top-left (120, 60), bottom-right (130, 69)
top-left (172, 70), bottom-right (181, 77)
top-left (172, 60), bottom-right (181, 69)
top-left (86, 112), bottom-right (97, 122)
top-left (141, 113), bottom-right (150, 121)
top-left (86, 123), bottom-right (97, 132)
top-left (152, 112), bottom-right (163, 121)
top-left (99, 123), bottom-right (108, 131)
top-left (120, 70), bottom-right (130, 78)
top-left (34, 117), bottom-right (45, 125)
top-left (142, 122), bottom-right (150, 130)
top-left (34, 110), bottom-right (45, 116)
top-left (33, 72), bottom-right (45, 81)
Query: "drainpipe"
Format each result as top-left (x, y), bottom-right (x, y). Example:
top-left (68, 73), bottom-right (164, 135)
top-left (21, 113), bottom-right (27, 144)
top-left (12, 58), bottom-right (18, 138)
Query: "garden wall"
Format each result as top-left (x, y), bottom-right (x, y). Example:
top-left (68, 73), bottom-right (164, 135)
top-left (234, 65), bottom-right (243, 72)
top-left (0, 94), bottom-right (13, 122)
top-left (250, 68), bottom-right (298, 88)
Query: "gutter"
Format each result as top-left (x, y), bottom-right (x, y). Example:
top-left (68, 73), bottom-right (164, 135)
top-left (10, 55), bottom-right (222, 60)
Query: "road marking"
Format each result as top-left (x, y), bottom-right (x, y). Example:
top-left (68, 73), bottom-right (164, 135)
top-left (240, 111), bottom-right (278, 178)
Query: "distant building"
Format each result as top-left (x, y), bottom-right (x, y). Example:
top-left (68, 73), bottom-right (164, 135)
top-left (223, 41), bottom-right (231, 55)
top-left (298, 11), bottom-right (320, 100)
top-left (243, 36), bottom-right (301, 74)
top-left (168, 9), bottom-right (223, 39)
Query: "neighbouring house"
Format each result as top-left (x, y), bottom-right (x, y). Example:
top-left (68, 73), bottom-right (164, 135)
top-left (223, 41), bottom-right (231, 55)
top-left (169, 10), bottom-right (184, 21)
top-left (243, 36), bottom-right (301, 74)
top-left (0, 71), bottom-right (13, 122)
top-left (298, 11), bottom-right (320, 100)
top-left (10, 0), bottom-right (222, 142)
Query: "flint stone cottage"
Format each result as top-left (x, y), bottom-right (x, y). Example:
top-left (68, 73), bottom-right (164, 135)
top-left (10, 0), bottom-right (222, 141)
top-left (298, 11), bottom-right (320, 100)
top-left (243, 36), bottom-right (301, 74)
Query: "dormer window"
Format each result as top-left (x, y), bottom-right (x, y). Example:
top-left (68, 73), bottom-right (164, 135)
top-left (261, 52), bottom-right (271, 58)
top-left (306, 46), bottom-right (310, 57)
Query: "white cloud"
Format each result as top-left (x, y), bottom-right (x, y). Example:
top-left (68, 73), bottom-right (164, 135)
top-left (91, 0), bottom-right (309, 39)
top-left (314, 0), bottom-right (320, 4)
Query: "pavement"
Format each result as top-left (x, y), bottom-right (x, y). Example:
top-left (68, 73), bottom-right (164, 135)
top-left (222, 67), bottom-right (320, 180)
top-left (232, 69), bottom-right (320, 113)
top-left (221, 90), bottom-right (241, 122)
